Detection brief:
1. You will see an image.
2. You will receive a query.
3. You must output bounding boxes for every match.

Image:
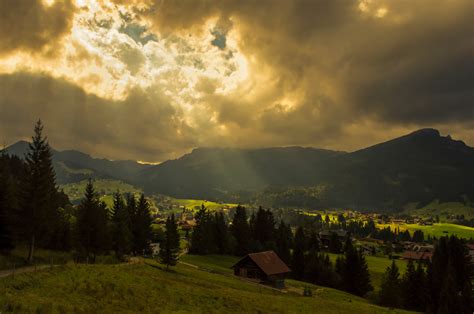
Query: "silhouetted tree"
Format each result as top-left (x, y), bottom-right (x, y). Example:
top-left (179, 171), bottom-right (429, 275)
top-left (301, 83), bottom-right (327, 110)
top-left (378, 260), bottom-right (401, 307)
top-left (111, 191), bottom-right (132, 258)
top-left (21, 120), bottom-right (67, 262)
top-left (214, 211), bottom-right (229, 254)
top-left (75, 180), bottom-right (110, 262)
top-left (134, 194), bottom-right (153, 255)
top-left (159, 214), bottom-right (180, 269)
top-left (275, 221), bottom-right (292, 265)
top-left (340, 238), bottom-right (373, 297)
top-left (292, 226), bottom-right (306, 280)
top-left (231, 205), bottom-right (250, 256)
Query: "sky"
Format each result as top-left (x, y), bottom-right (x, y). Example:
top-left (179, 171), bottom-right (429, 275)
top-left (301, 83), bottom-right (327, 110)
top-left (0, 0), bottom-right (472, 162)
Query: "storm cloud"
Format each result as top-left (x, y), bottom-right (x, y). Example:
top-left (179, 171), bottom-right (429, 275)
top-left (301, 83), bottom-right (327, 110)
top-left (0, 0), bottom-right (472, 161)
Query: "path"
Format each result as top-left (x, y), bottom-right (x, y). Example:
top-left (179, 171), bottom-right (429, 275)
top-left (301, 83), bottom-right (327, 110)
top-left (0, 264), bottom-right (57, 279)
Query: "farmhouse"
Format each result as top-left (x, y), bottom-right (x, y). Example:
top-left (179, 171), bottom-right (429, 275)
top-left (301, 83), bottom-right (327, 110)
top-left (231, 251), bottom-right (291, 289)
top-left (401, 250), bottom-right (433, 261)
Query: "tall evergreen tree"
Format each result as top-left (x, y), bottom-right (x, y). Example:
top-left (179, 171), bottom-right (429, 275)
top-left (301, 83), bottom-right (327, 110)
top-left (401, 260), bottom-right (425, 311)
top-left (378, 260), bottom-right (401, 308)
top-left (231, 205), bottom-right (250, 256)
top-left (134, 194), bottom-right (153, 255)
top-left (111, 191), bottom-right (132, 259)
top-left (75, 180), bottom-right (110, 262)
top-left (190, 205), bottom-right (215, 254)
top-left (0, 170), bottom-right (14, 253)
top-left (159, 214), bottom-right (180, 269)
top-left (292, 226), bottom-right (306, 280)
top-left (214, 211), bottom-right (229, 254)
top-left (341, 237), bottom-right (373, 296)
top-left (21, 120), bottom-right (64, 262)
top-left (275, 221), bottom-right (292, 265)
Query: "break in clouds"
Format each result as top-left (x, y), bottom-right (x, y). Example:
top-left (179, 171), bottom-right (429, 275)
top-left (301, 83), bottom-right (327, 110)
top-left (0, 0), bottom-right (472, 162)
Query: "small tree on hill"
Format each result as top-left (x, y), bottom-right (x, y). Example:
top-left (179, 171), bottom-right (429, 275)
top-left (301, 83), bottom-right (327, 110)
top-left (231, 205), bottom-right (250, 256)
top-left (134, 194), bottom-right (153, 255)
top-left (75, 179), bottom-right (110, 262)
top-left (341, 237), bottom-right (373, 297)
top-left (292, 226), bottom-right (306, 280)
top-left (378, 260), bottom-right (401, 307)
top-left (159, 214), bottom-right (180, 269)
top-left (111, 191), bottom-right (132, 259)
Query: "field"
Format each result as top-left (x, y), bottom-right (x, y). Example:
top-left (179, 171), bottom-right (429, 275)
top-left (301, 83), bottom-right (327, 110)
top-left (170, 198), bottom-right (239, 211)
top-left (0, 257), bottom-right (411, 313)
top-left (60, 179), bottom-right (143, 207)
top-left (376, 222), bottom-right (474, 239)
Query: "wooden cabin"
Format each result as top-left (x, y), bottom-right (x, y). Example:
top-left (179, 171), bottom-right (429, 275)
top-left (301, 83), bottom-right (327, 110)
top-left (231, 251), bottom-right (291, 289)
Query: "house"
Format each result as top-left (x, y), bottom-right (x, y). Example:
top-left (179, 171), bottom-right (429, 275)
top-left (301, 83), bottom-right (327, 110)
top-left (231, 251), bottom-right (291, 289)
top-left (467, 243), bottom-right (474, 261)
top-left (401, 250), bottom-right (433, 261)
top-left (318, 229), bottom-right (348, 247)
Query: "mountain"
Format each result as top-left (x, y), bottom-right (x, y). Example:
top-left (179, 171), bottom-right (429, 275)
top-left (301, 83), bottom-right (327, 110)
top-left (138, 147), bottom-right (344, 199)
top-left (5, 141), bottom-right (151, 184)
top-left (139, 129), bottom-right (474, 210)
top-left (6, 128), bottom-right (474, 210)
top-left (315, 128), bottom-right (474, 209)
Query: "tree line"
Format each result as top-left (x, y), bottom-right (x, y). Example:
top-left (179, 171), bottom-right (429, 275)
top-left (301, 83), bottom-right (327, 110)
top-left (0, 120), bottom-right (154, 263)
top-left (378, 235), bottom-right (473, 313)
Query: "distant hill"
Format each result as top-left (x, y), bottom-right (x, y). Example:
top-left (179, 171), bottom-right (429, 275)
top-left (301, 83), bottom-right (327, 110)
top-left (5, 140), bottom-right (150, 184)
top-left (7, 129), bottom-right (474, 210)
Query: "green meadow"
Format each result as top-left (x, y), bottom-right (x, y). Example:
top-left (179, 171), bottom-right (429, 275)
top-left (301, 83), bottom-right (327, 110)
top-left (0, 257), bottom-right (411, 313)
top-left (170, 198), bottom-right (239, 211)
top-left (376, 222), bottom-right (474, 239)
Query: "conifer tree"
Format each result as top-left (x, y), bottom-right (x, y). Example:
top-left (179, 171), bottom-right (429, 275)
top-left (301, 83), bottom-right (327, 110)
top-left (401, 260), bottom-right (426, 311)
top-left (275, 221), bottom-right (292, 265)
top-left (378, 260), bottom-right (401, 307)
top-left (134, 194), bottom-right (153, 255)
top-left (341, 237), bottom-right (373, 296)
top-left (0, 171), bottom-right (14, 253)
top-left (21, 120), bottom-right (63, 262)
top-left (159, 214), bottom-right (180, 269)
top-left (214, 211), bottom-right (229, 254)
top-left (75, 180), bottom-right (110, 262)
top-left (111, 191), bottom-right (132, 258)
top-left (292, 226), bottom-right (306, 280)
top-left (231, 205), bottom-right (250, 256)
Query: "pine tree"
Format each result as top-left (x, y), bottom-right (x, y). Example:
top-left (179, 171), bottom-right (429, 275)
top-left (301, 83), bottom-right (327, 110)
top-left (21, 120), bottom-right (63, 262)
top-left (401, 260), bottom-right (426, 311)
top-left (126, 194), bottom-right (138, 254)
top-left (190, 205), bottom-right (215, 254)
top-left (159, 214), bottom-right (180, 269)
top-left (0, 171), bottom-right (14, 253)
top-left (341, 238), bottom-right (373, 296)
top-left (111, 191), bottom-right (132, 258)
top-left (231, 205), bottom-right (250, 256)
top-left (75, 180), bottom-right (110, 262)
top-left (214, 212), bottom-right (229, 254)
top-left (292, 226), bottom-right (306, 280)
top-left (275, 221), bottom-right (292, 265)
top-left (134, 194), bottom-right (153, 255)
top-left (378, 260), bottom-right (401, 307)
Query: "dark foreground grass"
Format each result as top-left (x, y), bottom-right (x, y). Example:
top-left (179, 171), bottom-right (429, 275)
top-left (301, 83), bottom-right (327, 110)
top-left (0, 258), bottom-right (412, 313)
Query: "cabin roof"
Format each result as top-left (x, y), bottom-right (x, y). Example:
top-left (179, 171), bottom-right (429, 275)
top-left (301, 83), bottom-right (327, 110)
top-left (232, 250), bottom-right (291, 276)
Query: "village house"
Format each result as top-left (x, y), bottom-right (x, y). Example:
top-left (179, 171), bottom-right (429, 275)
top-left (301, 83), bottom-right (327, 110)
top-left (467, 243), bottom-right (474, 261)
top-left (231, 251), bottom-right (291, 289)
top-left (318, 229), bottom-right (348, 247)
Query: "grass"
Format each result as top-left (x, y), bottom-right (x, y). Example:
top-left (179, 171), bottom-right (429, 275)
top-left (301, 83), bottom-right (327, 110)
top-left (0, 247), bottom-right (72, 271)
top-left (0, 257), bottom-right (411, 313)
top-left (60, 179), bottom-right (144, 207)
top-left (170, 198), bottom-right (239, 211)
top-left (376, 222), bottom-right (474, 239)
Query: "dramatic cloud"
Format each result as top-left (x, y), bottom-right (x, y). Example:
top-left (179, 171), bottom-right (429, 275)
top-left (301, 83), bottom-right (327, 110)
top-left (0, 0), bottom-right (472, 161)
top-left (0, 0), bottom-right (75, 56)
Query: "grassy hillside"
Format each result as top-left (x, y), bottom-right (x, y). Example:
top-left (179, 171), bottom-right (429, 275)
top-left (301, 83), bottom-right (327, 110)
top-left (60, 179), bottom-right (143, 207)
top-left (376, 222), bottom-right (474, 239)
top-left (170, 198), bottom-right (239, 211)
top-left (182, 254), bottom-right (407, 292)
top-left (404, 200), bottom-right (474, 219)
top-left (0, 258), bottom-right (410, 313)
